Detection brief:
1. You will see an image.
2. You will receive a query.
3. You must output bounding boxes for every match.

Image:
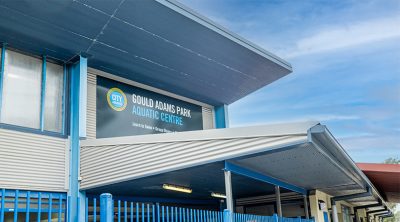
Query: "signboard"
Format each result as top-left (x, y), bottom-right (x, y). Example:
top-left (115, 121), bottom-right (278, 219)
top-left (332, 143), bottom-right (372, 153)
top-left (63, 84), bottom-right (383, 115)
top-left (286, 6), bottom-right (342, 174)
top-left (96, 76), bottom-right (203, 138)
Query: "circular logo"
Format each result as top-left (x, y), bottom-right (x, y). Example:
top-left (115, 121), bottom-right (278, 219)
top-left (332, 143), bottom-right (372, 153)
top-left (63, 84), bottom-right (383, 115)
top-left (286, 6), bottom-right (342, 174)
top-left (107, 88), bottom-right (127, 111)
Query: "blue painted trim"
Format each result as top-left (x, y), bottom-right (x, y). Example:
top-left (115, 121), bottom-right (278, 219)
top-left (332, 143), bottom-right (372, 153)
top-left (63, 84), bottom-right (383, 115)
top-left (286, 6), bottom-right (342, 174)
top-left (68, 56), bottom-right (87, 222)
top-left (61, 64), bottom-right (67, 135)
top-left (0, 122), bottom-right (67, 138)
top-left (40, 56), bottom-right (47, 131)
top-left (0, 189), bottom-right (4, 222)
top-left (0, 44), bottom-right (6, 120)
top-left (224, 162), bottom-right (307, 195)
top-left (215, 105), bottom-right (228, 128)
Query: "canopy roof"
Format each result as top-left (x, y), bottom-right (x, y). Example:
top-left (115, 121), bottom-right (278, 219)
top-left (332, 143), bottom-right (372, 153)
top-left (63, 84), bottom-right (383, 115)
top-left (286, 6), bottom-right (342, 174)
top-left (0, 0), bottom-right (292, 106)
top-left (80, 122), bottom-right (390, 212)
top-left (357, 163), bottom-right (400, 203)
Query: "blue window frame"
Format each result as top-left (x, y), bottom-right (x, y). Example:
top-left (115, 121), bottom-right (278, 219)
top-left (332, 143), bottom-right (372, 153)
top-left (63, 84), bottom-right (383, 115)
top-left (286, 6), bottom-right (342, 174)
top-left (0, 44), bottom-right (68, 137)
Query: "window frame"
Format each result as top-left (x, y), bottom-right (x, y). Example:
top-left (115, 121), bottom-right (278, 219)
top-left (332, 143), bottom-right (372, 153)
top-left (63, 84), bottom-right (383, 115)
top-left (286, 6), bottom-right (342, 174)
top-left (0, 45), bottom-right (68, 138)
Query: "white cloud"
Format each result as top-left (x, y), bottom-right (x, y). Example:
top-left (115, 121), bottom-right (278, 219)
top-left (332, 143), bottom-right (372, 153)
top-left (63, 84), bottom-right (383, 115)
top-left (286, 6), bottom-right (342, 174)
top-left (230, 114), bottom-right (360, 127)
top-left (283, 16), bottom-right (400, 58)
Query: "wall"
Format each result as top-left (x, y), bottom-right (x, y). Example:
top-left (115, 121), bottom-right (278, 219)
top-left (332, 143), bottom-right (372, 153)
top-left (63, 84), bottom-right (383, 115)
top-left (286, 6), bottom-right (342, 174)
top-left (0, 128), bottom-right (69, 191)
top-left (309, 190), bottom-right (359, 222)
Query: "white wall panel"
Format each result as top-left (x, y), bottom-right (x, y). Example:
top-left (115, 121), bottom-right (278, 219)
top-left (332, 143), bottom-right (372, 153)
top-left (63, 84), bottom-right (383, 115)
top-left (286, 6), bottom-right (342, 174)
top-left (0, 128), bottom-right (69, 191)
top-left (86, 72), bottom-right (97, 139)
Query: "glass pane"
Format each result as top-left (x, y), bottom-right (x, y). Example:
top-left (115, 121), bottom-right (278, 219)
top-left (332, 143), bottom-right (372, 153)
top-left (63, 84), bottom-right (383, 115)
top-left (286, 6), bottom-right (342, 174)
top-left (44, 62), bottom-right (64, 132)
top-left (1, 50), bottom-right (42, 128)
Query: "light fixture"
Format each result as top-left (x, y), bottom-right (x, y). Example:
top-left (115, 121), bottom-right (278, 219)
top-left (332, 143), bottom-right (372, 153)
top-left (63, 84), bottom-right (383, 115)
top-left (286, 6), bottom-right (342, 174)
top-left (162, 184), bottom-right (192, 194)
top-left (211, 192), bottom-right (226, 199)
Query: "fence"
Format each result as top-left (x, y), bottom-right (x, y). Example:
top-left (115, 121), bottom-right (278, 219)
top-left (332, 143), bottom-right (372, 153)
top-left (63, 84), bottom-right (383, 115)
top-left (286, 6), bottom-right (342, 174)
top-left (86, 195), bottom-right (224, 222)
top-left (90, 194), bottom-right (315, 222)
top-left (0, 188), bottom-right (67, 222)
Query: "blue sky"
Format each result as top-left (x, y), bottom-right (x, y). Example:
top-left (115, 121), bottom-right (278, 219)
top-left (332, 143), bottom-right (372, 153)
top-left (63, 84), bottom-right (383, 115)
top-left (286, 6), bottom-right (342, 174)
top-left (179, 0), bottom-right (400, 163)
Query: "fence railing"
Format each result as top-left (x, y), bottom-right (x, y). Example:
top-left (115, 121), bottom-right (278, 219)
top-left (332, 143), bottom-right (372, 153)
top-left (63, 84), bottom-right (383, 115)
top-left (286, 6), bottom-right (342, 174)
top-left (0, 188), bottom-right (67, 222)
top-left (92, 194), bottom-right (315, 222)
top-left (232, 213), bottom-right (314, 222)
top-left (86, 195), bottom-right (224, 222)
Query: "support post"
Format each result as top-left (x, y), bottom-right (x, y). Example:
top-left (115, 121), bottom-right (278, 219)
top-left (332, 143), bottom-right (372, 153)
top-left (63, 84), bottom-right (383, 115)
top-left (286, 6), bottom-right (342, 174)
top-left (332, 201), bottom-right (339, 222)
top-left (100, 193), bottom-right (113, 222)
top-left (275, 186), bottom-right (282, 217)
top-left (224, 170), bottom-right (234, 212)
top-left (303, 195), bottom-right (309, 219)
top-left (67, 55), bottom-right (87, 222)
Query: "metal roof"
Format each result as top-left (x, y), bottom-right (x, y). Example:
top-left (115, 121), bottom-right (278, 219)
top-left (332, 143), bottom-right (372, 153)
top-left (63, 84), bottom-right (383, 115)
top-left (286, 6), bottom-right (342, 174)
top-left (80, 122), bottom-right (389, 210)
top-left (0, 0), bottom-right (292, 106)
top-left (357, 163), bottom-right (400, 203)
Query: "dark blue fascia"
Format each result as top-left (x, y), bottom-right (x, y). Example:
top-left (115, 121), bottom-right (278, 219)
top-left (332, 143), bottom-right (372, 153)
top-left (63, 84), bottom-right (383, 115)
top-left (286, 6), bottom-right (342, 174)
top-left (224, 162), bottom-right (307, 195)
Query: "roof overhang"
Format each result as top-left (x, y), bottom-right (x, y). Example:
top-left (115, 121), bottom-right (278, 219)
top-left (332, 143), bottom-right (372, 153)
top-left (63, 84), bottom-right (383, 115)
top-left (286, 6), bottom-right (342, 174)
top-left (0, 0), bottom-right (292, 106)
top-left (356, 163), bottom-right (400, 203)
top-left (80, 122), bottom-right (389, 209)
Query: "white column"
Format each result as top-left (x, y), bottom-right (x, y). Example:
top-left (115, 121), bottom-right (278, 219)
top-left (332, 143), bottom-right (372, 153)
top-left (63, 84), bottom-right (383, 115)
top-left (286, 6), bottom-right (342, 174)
top-left (275, 186), bottom-right (282, 217)
top-left (224, 170), bottom-right (234, 212)
top-left (332, 202), bottom-right (339, 222)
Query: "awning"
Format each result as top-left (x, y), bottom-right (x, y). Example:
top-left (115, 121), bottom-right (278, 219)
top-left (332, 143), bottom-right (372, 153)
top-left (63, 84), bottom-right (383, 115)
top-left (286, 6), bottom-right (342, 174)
top-left (80, 122), bottom-right (390, 210)
top-left (0, 0), bottom-right (291, 106)
top-left (356, 163), bottom-right (400, 203)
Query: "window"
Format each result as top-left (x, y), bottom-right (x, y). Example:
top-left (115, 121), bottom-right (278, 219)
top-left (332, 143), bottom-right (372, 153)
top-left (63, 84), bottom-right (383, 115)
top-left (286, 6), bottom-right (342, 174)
top-left (0, 48), bottom-right (65, 134)
top-left (1, 50), bottom-right (42, 128)
top-left (44, 62), bottom-right (64, 132)
top-left (342, 205), bottom-right (352, 222)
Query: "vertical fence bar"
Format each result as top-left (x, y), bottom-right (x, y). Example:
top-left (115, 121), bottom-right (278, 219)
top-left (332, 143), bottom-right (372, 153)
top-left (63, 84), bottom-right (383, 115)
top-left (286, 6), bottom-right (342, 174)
top-left (94, 198), bottom-right (97, 222)
top-left (142, 203), bottom-right (145, 222)
top-left (38, 192), bottom-right (42, 222)
top-left (125, 201), bottom-right (128, 222)
top-left (175, 207), bottom-right (178, 222)
top-left (58, 195), bottom-right (62, 222)
top-left (166, 207), bottom-right (169, 222)
top-left (130, 202), bottom-right (133, 222)
top-left (118, 200), bottom-right (121, 222)
top-left (162, 206), bottom-right (164, 222)
top-left (13, 190), bottom-right (19, 222)
top-left (100, 193), bottom-right (113, 222)
top-left (48, 193), bottom-right (53, 222)
top-left (153, 205), bottom-right (155, 222)
top-left (179, 208), bottom-right (182, 222)
top-left (0, 189), bottom-right (4, 222)
top-left (66, 196), bottom-right (70, 222)
top-left (147, 204), bottom-right (150, 222)
top-left (137, 203), bottom-right (140, 222)
top-left (85, 198), bottom-right (89, 222)
top-left (170, 207), bottom-right (173, 222)
top-left (157, 204), bottom-right (160, 222)
top-left (26, 191), bottom-right (31, 222)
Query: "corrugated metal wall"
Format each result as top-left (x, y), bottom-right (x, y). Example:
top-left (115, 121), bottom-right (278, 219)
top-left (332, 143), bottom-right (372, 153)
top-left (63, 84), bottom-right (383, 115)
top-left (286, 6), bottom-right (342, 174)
top-left (86, 72), bottom-right (97, 139)
top-left (202, 107), bottom-right (214, 129)
top-left (85, 70), bottom-right (215, 139)
top-left (0, 128), bottom-right (69, 191)
top-left (80, 135), bottom-right (306, 189)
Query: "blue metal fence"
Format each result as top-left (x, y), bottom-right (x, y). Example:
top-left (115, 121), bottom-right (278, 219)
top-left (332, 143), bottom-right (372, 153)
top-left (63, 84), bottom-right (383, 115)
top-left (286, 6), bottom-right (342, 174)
top-left (0, 188), bottom-right (67, 222)
top-left (86, 196), bottom-right (224, 222)
top-left (86, 195), bottom-right (314, 222)
top-left (233, 213), bottom-right (314, 222)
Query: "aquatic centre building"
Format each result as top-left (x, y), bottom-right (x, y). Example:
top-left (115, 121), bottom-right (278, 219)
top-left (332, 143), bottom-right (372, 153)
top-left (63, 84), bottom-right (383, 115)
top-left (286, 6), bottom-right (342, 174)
top-left (0, 0), bottom-right (396, 221)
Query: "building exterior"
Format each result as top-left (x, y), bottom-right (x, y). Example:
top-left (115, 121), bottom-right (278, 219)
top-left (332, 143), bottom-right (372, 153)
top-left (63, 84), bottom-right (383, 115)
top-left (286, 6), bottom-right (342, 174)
top-left (0, 0), bottom-right (394, 222)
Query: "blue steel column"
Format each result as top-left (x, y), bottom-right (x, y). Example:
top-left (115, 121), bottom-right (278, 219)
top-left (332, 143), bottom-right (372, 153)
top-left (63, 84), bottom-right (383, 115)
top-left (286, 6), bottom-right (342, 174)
top-left (100, 194), bottom-right (113, 222)
top-left (215, 105), bottom-right (229, 128)
top-left (68, 55), bottom-right (87, 222)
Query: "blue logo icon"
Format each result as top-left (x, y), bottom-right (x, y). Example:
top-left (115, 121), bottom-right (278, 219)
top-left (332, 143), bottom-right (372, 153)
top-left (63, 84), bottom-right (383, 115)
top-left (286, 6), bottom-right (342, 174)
top-left (107, 88), bottom-right (127, 111)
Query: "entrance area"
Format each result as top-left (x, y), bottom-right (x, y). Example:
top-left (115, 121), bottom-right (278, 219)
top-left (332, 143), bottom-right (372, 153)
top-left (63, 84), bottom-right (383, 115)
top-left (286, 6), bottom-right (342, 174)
top-left (83, 161), bottom-right (311, 222)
